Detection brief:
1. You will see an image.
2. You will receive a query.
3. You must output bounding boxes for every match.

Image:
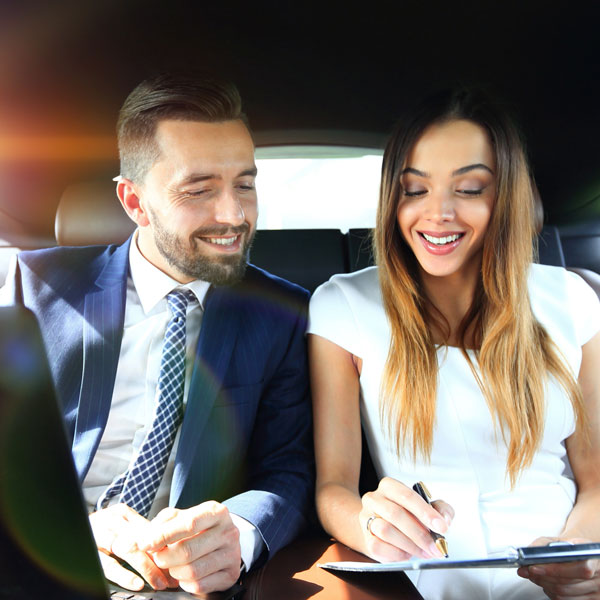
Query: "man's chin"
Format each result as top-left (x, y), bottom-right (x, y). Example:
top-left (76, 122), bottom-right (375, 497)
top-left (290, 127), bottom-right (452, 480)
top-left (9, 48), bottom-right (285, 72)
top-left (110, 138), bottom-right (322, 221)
top-left (205, 261), bottom-right (248, 286)
top-left (179, 254), bottom-right (248, 286)
top-left (154, 229), bottom-right (253, 286)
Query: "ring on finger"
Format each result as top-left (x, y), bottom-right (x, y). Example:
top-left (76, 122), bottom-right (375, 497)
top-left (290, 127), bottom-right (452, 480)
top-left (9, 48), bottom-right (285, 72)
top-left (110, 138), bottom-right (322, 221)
top-left (366, 515), bottom-right (379, 535)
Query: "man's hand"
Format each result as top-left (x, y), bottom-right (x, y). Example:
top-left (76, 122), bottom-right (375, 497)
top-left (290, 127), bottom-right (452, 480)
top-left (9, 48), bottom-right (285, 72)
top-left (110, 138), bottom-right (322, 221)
top-left (89, 504), bottom-right (175, 591)
top-left (138, 501), bottom-right (242, 595)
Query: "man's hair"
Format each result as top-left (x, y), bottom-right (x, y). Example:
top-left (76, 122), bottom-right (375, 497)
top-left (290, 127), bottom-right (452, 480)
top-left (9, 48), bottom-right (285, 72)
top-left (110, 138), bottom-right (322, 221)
top-left (117, 73), bottom-right (247, 183)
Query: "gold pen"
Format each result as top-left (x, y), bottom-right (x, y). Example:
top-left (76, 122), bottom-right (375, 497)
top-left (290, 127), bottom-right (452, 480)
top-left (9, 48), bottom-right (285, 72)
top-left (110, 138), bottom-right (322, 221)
top-left (412, 481), bottom-right (449, 558)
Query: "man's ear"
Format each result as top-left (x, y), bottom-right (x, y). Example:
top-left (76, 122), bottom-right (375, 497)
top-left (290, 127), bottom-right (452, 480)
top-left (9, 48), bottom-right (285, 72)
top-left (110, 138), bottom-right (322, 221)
top-left (116, 178), bottom-right (150, 227)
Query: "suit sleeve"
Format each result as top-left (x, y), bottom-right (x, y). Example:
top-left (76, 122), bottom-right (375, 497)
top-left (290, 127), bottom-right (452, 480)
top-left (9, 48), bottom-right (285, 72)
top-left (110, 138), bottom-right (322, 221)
top-left (223, 288), bottom-right (314, 566)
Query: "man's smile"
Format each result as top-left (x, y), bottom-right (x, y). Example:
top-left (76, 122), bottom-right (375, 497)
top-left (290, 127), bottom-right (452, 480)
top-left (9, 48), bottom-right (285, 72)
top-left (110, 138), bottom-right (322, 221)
top-left (195, 233), bottom-right (244, 252)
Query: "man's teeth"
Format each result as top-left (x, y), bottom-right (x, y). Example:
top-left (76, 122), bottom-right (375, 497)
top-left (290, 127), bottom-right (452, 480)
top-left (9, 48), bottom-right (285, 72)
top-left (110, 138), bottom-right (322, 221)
top-left (422, 233), bottom-right (461, 246)
top-left (207, 237), bottom-right (237, 246)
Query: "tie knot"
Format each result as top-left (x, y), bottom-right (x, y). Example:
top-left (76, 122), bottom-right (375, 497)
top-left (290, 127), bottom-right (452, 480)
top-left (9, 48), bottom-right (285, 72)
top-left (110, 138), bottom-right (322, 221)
top-left (167, 288), bottom-right (196, 318)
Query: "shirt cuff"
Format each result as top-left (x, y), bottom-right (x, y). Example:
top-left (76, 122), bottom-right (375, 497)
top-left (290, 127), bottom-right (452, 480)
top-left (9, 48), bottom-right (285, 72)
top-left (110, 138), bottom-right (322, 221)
top-left (230, 513), bottom-right (264, 570)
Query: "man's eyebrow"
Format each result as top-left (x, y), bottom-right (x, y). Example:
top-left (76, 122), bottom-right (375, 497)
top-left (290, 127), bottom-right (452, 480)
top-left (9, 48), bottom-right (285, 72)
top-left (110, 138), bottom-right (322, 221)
top-left (178, 166), bottom-right (257, 186)
top-left (452, 163), bottom-right (494, 176)
top-left (179, 173), bottom-right (217, 186)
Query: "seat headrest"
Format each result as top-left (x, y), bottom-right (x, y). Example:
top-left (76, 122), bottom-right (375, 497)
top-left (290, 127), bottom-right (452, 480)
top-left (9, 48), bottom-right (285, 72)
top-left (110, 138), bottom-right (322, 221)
top-left (55, 181), bottom-right (135, 246)
top-left (533, 183), bottom-right (544, 235)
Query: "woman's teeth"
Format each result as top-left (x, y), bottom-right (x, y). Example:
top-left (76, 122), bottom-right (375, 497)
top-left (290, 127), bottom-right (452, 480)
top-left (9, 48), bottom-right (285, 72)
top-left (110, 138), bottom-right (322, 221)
top-left (422, 233), bottom-right (462, 246)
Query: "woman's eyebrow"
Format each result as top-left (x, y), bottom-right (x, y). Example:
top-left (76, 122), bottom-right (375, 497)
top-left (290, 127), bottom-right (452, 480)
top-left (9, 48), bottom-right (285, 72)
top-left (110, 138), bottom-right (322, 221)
top-left (400, 167), bottom-right (429, 177)
top-left (452, 163), bottom-right (494, 176)
top-left (400, 164), bottom-right (494, 178)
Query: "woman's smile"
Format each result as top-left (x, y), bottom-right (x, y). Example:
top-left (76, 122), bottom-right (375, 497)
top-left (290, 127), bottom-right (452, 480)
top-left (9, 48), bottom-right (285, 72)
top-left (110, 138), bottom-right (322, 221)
top-left (417, 230), bottom-right (466, 255)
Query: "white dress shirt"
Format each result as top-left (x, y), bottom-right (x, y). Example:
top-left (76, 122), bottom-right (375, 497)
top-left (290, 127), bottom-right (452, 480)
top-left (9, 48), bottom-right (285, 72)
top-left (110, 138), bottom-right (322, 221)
top-left (82, 233), bottom-right (262, 569)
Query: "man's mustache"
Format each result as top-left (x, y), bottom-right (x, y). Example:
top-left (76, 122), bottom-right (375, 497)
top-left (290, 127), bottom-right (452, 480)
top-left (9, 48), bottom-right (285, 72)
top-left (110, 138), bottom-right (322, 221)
top-left (191, 223), bottom-right (250, 237)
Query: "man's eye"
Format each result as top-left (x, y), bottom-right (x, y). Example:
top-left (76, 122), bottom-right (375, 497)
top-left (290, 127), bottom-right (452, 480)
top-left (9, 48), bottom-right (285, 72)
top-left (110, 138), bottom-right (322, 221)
top-left (183, 189), bottom-right (208, 197)
top-left (237, 183), bottom-right (255, 191)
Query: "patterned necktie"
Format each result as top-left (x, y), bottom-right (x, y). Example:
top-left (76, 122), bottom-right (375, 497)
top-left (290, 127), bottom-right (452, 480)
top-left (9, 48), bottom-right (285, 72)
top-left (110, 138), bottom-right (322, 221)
top-left (96, 288), bottom-right (196, 517)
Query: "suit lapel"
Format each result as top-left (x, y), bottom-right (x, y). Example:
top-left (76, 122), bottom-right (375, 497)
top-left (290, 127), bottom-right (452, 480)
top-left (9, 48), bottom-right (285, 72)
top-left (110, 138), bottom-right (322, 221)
top-left (72, 240), bottom-right (130, 480)
top-left (171, 284), bottom-right (242, 506)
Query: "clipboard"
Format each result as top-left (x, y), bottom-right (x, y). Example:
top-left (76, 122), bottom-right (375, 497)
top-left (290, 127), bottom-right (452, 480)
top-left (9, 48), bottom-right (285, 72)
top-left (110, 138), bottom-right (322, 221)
top-left (319, 542), bottom-right (600, 572)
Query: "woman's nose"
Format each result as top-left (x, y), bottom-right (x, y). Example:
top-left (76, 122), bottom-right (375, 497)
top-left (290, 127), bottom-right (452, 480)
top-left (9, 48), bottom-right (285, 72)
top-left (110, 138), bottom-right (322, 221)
top-left (423, 190), bottom-right (455, 222)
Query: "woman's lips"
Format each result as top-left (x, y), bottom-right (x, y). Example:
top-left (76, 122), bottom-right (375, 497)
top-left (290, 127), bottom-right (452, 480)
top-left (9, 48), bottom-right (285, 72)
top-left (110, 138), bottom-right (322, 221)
top-left (417, 231), bottom-right (465, 255)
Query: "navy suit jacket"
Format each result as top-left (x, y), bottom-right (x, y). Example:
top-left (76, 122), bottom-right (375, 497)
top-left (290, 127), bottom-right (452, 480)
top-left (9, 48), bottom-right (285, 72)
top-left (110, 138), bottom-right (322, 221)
top-left (3, 237), bottom-right (314, 564)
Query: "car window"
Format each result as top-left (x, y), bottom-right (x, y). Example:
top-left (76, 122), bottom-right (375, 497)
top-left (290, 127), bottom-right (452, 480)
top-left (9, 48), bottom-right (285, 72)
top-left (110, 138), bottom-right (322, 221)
top-left (255, 146), bottom-right (382, 231)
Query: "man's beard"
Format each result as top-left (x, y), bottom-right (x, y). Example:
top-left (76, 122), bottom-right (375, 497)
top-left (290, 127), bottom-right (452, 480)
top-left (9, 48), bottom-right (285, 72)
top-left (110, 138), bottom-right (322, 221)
top-left (152, 218), bottom-right (254, 286)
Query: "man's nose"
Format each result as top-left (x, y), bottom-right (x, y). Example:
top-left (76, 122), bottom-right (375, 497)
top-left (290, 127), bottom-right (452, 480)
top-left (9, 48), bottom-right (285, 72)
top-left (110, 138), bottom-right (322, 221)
top-left (214, 188), bottom-right (245, 226)
top-left (424, 189), bottom-right (455, 222)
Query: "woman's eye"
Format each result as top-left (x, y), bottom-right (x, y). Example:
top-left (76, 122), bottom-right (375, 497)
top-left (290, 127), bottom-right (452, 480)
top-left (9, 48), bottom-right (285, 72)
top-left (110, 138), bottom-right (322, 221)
top-left (457, 188), bottom-right (484, 196)
top-left (403, 189), bottom-right (426, 197)
top-left (456, 181), bottom-right (490, 196)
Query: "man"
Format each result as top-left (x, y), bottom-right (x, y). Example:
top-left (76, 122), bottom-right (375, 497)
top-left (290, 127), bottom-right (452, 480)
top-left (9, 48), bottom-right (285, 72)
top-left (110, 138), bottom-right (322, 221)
top-left (1, 74), bottom-right (313, 595)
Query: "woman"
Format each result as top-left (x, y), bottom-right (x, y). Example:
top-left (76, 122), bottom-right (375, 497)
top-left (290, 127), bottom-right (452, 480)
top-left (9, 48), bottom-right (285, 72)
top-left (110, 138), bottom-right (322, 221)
top-left (308, 89), bottom-right (600, 599)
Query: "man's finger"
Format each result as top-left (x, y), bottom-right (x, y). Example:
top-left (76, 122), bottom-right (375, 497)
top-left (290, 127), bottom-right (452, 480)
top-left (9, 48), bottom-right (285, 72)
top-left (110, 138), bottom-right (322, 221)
top-left (140, 502), bottom-right (229, 551)
top-left (98, 551), bottom-right (145, 591)
top-left (165, 573), bottom-right (180, 589)
top-left (159, 524), bottom-right (240, 574)
top-left (179, 568), bottom-right (240, 596)
top-left (107, 545), bottom-right (170, 591)
top-left (90, 504), bottom-right (151, 554)
top-left (152, 520), bottom-right (233, 569)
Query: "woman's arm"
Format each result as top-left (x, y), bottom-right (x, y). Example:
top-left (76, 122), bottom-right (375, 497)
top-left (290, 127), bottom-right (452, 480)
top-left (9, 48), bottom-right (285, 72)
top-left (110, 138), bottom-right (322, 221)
top-left (562, 329), bottom-right (600, 540)
top-left (309, 333), bottom-right (452, 562)
top-left (518, 329), bottom-right (600, 597)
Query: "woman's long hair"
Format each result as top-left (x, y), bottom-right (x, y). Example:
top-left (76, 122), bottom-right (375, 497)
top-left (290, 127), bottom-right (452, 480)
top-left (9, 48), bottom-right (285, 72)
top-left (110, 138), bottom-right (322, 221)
top-left (374, 89), bottom-right (584, 486)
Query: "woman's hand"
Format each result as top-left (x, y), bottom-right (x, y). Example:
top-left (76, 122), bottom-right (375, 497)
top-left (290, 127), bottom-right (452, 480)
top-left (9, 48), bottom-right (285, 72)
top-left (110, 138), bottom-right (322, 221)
top-left (359, 477), bottom-right (454, 563)
top-left (517, 537), bottom-right (600, 599)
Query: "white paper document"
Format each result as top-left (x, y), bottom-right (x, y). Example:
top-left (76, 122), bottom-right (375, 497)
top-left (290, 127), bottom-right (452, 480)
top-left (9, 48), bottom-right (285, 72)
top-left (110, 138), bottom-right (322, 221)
top-left (319, 542), bottom-right (600, 572)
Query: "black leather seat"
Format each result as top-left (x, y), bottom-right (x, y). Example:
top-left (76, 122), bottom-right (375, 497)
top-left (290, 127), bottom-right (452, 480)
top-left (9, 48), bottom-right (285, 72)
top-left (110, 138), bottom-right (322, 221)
top-left (537, 225), bottom-right (566, 267)
top-left (347, 228), bottom-right (374, 272)
top-left (250, 229), bottom-right (347, 292)
top-left (558, 220), bottom-right (600, 275)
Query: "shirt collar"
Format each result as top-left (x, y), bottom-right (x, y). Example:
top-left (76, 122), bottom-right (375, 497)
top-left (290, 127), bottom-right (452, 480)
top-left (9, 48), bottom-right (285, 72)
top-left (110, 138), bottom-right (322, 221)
top-left (129, 230), bottom-right (211, 314)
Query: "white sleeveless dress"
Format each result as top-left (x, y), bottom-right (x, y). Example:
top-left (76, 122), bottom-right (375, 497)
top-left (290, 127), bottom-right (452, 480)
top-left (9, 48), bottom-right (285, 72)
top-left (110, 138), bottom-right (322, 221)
top-left (307, 263), bottom-right (600, 600)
